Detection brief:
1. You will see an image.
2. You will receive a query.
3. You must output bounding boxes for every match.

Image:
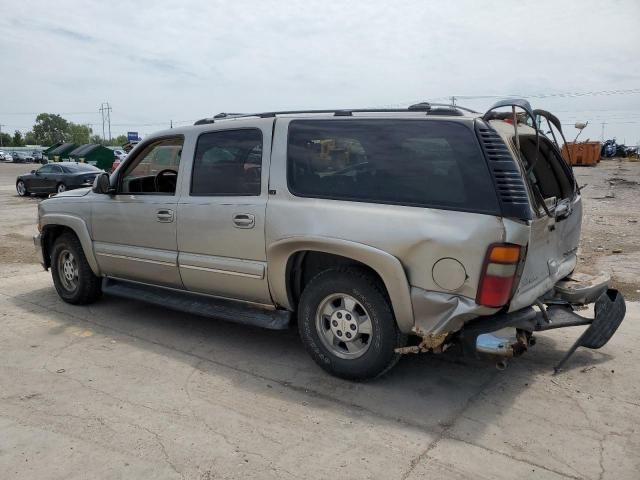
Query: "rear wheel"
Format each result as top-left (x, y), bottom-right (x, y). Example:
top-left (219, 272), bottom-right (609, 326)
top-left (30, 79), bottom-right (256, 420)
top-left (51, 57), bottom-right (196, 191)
top-left (56, 183), bottom-right (66, 194)
top-left (16, 180), bottom-right (29, 197)
top-left (51, 233), bottom-right (102, 304)
top-left (298, 268), bottom-right (406, 380)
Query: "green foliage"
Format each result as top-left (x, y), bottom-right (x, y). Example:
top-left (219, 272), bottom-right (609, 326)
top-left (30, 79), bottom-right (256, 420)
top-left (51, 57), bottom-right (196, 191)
top-left (69, 123), bottom-right (92, 144)
top-left (24, 113), bottom-right (129, 147)
top-left (107, 135), bottom-right (129, 146)
top-left (32, 113), bottom-right (70, 145)
top-left (12, 130), bottom-right (24, 147)
top-left (24, 131), bottom-right (37, 145)
top-left (0, 132), bottom-right (13, 147)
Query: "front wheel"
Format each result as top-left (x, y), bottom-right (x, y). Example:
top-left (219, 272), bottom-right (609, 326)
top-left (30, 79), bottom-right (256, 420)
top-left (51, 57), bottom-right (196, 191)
top-left (16, 180), bottom-right (29, 197)
top-left (56, 183), bottom-right (66, 194)
top-left (50, 233), bottom-right (102, 304)
top-left (298, 268), bottom-right (406, 380)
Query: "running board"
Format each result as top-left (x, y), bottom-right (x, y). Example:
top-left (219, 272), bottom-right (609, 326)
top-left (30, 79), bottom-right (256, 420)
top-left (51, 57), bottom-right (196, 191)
top-left (102, 278), bottom-right (291, 330)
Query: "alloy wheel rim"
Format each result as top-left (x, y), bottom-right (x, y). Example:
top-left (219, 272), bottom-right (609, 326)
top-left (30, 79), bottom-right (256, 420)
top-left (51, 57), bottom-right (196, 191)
top-left (57, 184), bottom-right (66, 193)
top-left (315, 293), bottom-right (373, 359)
top-left (58, 249), bottom-right (78, 292)
top-left (17, 182), bottom-right (25, 195)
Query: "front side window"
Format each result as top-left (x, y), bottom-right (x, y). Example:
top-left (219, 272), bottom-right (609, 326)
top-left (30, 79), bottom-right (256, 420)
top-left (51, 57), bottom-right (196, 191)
top-left (287, 119), bottom-right (500, 214)
top-left (38, 164), bottom-right (54, 173)
top-left (120, 137), bottom-right (183, 194)
top-left (191, 129), bottom-right (262, 196)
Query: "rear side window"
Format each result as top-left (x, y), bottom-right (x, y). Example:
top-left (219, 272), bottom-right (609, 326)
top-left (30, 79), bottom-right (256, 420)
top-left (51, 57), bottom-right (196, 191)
top-left (191, 129), bottom-right (262, 196)
top-left (287, 120), bottom-right (500, 214)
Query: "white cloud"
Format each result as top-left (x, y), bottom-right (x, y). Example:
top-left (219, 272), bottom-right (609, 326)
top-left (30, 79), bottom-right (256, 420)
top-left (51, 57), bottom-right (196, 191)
top-left (1, 0), bottom-right (639, 143)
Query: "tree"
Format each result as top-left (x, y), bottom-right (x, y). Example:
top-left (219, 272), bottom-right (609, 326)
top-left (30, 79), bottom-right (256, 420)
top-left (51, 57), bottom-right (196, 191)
top-left (90, 134), bottom-right (103, 144)
top-left (32, 113), bottom-right (70, 145)
top-left (24, 131), bottom-right (37, 145)
top-left (69, 123), bottom-right (92, 144)
top-left (12, 130), bottom-right (24, 147)
top-left (104, 134), bottom-right (128, 146)
top-left (0, 132), bottom-right (12, 147)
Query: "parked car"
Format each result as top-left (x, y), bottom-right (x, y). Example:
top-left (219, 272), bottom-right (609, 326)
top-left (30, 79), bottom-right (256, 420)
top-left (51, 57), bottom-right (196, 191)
top-left (113, 149), bottom-right (127, 160)
top-left (32, 150), bottom-right (44, 162)
top-left (109, 149), bottom-right (127, 172)
top-left (0, 150), bottom-right (12, 162)
top-left (16, 162), bottom-right (102, 196)
top-left (11, 151), bottom-right (27, 163)
top-left (33, 100), bottom-right (626, 379)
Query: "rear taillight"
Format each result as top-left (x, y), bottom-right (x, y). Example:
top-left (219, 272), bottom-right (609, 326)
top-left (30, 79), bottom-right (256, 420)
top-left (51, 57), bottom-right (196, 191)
top-left (476, 243), bottom-right (522, 308)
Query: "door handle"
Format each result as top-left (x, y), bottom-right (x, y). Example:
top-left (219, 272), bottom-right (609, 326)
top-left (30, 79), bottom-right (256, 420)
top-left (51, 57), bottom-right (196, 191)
top-left (233, 213), bottom-right (255, 228)
top-left (156, 209), bottom-right (174, 223)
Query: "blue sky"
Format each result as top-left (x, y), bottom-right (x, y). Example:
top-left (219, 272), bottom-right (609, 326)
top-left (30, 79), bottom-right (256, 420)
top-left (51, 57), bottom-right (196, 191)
top-left (1, 0), bottom-right (639, 144)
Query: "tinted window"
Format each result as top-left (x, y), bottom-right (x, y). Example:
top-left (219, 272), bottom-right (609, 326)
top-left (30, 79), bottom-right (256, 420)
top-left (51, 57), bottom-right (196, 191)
top-left (120, 137), bottom-right (183, 194)
top-left (50, 165), bottom-right (63, 173)
top-left (62, 163), bottom-right (100, 173)
top-left (38, 164), bottom-right (54, 173)
top-left (191, 129), bottom-right (262, 196)
top-left (287, 120), bottom-right (500, 213)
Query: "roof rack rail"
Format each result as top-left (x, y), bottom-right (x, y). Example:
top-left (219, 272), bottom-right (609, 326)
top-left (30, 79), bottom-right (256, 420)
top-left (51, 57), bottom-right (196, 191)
top-left (193, 103), bottom-right (477, 125)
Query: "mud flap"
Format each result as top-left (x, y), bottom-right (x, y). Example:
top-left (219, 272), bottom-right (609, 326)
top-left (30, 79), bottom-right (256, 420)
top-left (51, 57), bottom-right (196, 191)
top-left (553, 289), bottom-right (626, 373)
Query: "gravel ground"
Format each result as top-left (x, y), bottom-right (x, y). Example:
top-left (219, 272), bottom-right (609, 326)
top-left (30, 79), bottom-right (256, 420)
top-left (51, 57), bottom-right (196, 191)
top-left (0, 159), bottom-right (638, 479)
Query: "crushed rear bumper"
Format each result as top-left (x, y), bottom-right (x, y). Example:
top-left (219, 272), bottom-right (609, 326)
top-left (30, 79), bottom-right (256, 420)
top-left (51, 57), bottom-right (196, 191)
top-left (459, 288), bottom-right (626, 371)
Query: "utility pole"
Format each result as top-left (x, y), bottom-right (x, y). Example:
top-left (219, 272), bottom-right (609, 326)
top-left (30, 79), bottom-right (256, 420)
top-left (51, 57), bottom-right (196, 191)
top-left (170, 119), bottom-right (173, 129)
top-left (450, 96), bottom-right (456, 106)
top-left (0, 123), bottom-right (4, 147)
top-left (600, 121), bottom-right (607, 142)
top-left (99, 103), bottom-right (113, 142)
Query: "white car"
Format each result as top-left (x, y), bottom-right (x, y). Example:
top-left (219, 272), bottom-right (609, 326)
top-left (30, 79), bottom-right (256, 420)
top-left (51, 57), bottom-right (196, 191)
top-left (113, 149), bottom-right (127, 160)
top-left (0, 151), bottom-right (13, 162)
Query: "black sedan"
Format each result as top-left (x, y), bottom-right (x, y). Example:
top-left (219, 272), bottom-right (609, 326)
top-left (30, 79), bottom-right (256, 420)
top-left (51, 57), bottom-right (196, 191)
top-left (16, 162), bottom-right (103, 196)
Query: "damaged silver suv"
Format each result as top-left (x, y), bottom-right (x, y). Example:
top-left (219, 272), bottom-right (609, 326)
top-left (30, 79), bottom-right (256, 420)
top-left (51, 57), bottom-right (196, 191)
top-left (34, 99), bottom-right (626, 379)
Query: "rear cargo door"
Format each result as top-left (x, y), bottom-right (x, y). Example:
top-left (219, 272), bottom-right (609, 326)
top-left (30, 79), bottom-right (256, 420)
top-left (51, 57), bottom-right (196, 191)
top-left (507, 132), bottom-right (582, 311)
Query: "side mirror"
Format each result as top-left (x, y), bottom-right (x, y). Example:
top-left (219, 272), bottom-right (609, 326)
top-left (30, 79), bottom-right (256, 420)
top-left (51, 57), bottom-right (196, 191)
top-left (92, 173), bottom-right (112, 194)
top-left (31, 170), bottom-right (36, 174)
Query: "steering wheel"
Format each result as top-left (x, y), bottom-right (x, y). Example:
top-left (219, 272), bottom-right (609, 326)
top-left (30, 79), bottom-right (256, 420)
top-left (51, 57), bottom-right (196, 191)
top-left (154, 169), bottom-right (178, 193)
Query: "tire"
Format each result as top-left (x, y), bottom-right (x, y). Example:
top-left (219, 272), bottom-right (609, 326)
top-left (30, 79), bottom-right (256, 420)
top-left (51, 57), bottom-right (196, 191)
top-left (56, 183), bottom-right (66, 194)
top-left (16, 180), bottom-right (29, 197)
top-left (50, 233), bottom-right (102, 305)
top-left (298, 268), bottom-right (406, 380)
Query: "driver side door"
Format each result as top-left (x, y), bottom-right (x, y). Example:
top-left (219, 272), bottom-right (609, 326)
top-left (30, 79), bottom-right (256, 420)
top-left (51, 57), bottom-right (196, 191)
top-left (91, 136), bottom-right (186, 288)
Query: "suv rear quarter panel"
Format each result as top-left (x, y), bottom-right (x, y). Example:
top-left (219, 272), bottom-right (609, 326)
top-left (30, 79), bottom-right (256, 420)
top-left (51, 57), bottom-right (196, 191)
top-left (267, 117), bottom-right (505, 333)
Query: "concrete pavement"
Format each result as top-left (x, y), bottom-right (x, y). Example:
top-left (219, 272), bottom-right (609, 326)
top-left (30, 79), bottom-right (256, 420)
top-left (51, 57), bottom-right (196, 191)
top-left (1, 264), bottom-right (638, 479)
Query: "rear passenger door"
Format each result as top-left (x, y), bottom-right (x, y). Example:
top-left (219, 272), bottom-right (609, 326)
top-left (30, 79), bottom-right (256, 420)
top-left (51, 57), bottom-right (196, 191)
top-left (177, 120), bottom-right (274, 304)
top-left (44, 164), bottom-right (64, 191)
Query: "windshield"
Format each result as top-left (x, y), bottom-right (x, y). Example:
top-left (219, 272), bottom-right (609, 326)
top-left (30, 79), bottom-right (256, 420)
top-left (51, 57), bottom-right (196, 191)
top-left (62, 164), bottom-right (100, 173)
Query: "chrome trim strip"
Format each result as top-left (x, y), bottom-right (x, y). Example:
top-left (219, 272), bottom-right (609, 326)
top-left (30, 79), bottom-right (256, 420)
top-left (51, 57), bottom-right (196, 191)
top-left (96, 252), bottom-right (175, 267)
top-left (179, 263), bottom-right (263, 279)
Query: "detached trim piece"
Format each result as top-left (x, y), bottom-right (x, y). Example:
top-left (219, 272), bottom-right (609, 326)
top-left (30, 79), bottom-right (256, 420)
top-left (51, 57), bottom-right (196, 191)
top-left (180, 264), bottom-right (263, 279)
top-left (96, 252), bottom-right (175, 267)
top-left (475, 120), bottom-right (532, 221)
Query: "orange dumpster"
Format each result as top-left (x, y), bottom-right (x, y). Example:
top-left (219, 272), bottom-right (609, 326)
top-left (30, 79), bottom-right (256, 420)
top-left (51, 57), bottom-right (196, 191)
top-left (562, 141), bottom-right (601, 166)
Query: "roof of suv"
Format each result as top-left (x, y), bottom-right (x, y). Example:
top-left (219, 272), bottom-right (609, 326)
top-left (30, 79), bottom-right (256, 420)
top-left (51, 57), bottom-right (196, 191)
top-left (192, 103), bottom-right (480, 126)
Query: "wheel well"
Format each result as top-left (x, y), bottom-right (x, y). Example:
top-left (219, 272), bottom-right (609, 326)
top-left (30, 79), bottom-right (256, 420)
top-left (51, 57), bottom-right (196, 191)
top-left (286, 251), bottom-right (387, 310)
top-left (41, 225), bottom-right (76, 269)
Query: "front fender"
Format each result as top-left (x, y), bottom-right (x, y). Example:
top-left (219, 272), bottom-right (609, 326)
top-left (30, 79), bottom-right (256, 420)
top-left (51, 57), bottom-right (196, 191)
top-left (41, 213), bottom-right (100, 276)
top-left (267, 236), bottom-right (414, 333)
